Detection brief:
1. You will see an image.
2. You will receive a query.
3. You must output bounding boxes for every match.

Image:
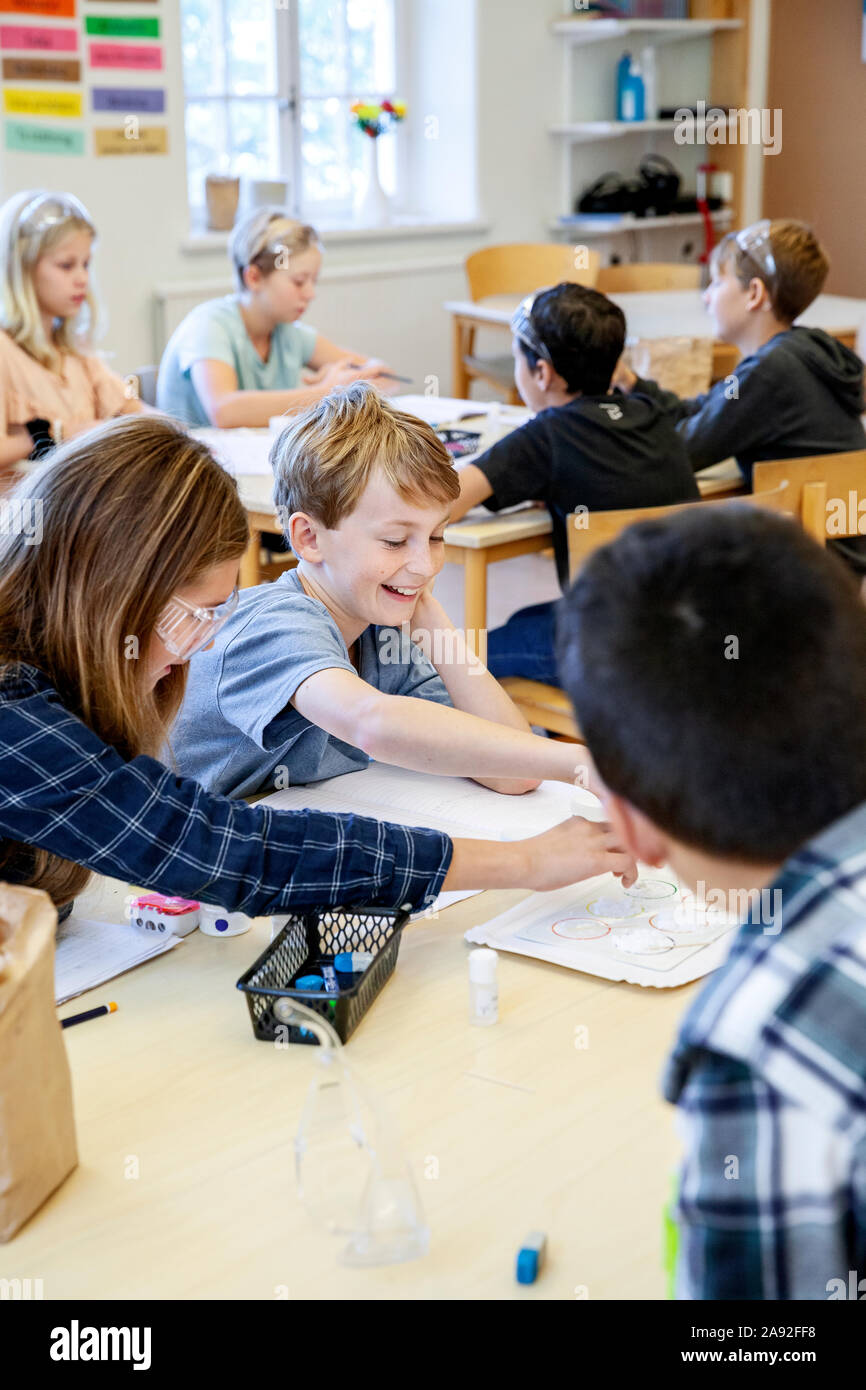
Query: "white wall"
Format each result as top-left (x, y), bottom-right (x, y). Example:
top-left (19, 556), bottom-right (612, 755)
top-left (0, 0), bottom-right (767, 389)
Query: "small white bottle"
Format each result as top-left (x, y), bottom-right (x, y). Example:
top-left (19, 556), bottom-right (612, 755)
top-left (469, 948), bottom-right (499, 1026)
top-left (640, 46), bottom-right (657, 121)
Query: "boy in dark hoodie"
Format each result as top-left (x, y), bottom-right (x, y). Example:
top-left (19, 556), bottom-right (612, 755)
top-left (451, 282), bottom-right (698, 682)
top-left (614, 220), bottom-right (866, 572)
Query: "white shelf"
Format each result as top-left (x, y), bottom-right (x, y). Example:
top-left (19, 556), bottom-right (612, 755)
top-left (549, 209), bottom-right (735, 238)
top-left (550, 118), bottom-right (706, 142)
top-left (551, 17), bottom-right (742, 46)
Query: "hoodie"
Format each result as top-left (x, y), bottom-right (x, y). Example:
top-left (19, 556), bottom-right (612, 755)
top-left (635, 326), bottom-right (866, 484)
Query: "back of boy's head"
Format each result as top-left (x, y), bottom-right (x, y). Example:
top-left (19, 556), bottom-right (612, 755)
top-left (713, 219), bottom-right (829, 323)
top-left (517, 283), bottom-right (626, 396)
top-left (557, 507), bottom-right (866, 864)
top-left (272, 382), bottom-right (460, 531)
top-left (229, 206), bottom-right (321, 291)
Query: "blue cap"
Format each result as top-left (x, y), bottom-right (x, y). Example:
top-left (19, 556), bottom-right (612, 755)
top-left (516, 1248), bottom-right (539, 1284)
top-left (295, 974), bottom-right (324, 991)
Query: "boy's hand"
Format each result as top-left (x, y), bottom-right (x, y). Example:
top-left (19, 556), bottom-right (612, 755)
top-left (610, 357), bottom-right (638, 394)
top-left (518, 815), bottom-right (637, 892)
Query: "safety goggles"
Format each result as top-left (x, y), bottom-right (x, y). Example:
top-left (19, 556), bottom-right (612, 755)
top-left (735, 220), bottom-right (777, 280)
top-left (511, 294), bottom-right (553, 364)
top-left (154, 588), bottom-right (239, 661)
top-left (18, 191), bottom-right (92, 237)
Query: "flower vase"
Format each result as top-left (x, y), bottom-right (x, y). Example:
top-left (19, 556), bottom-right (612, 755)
top-left (354, 136), bottom-right (391, 227)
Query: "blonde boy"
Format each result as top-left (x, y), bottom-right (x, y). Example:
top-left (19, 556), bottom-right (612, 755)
top-left (170, 384), bottom-right (598, 798)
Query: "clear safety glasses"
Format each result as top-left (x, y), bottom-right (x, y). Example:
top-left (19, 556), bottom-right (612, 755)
top-left (18, 191), bottom-right (92, 237)
top-left (735, 220), bottom-right (777, 280)
top-left (511, 294), bottom-right (554, 364)
top-left (154, 588), bottom-right (239, 661)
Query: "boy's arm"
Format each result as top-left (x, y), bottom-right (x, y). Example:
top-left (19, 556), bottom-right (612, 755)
top-left (450, 462), bottom-right (494, 521)
top-left (291, 664), bottom-right (596, 791)
top-left (449, 419), bottom-right (552, 523)
top-left (408, 589), bottom-right (554, 795)
top-left (619, 359), bottom-right (776, 472)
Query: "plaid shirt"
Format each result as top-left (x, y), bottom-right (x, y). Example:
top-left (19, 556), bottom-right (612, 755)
top-left (0, 664), bottom-right (452, 915)
top-left (663, 799), bottom-right (866, 1300)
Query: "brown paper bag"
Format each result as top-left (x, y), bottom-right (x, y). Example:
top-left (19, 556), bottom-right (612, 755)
top-left (0, 883), bottom-right (78, 1242)
top-left (624, 336), bottom-right (714, 397)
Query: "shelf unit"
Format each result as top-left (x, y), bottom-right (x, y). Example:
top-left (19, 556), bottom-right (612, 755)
top-left (549, 3), bottom-right (752, 256)
top-left (549, 207), bottom-right (734, 240)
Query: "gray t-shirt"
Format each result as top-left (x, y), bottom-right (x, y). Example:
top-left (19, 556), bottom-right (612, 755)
top-left (169, 568), bottom-right (452, 798)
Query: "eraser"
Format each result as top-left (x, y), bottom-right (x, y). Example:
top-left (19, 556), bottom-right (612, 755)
top-left (516, 1231), bottom-right (547, 1285)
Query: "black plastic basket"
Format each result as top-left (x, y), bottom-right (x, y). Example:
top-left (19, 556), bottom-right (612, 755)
top-left (236, 904), bottom-right (410, 1046)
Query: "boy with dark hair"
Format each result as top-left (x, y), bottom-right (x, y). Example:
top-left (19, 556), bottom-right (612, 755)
top-left (615, 219), bottom-right (866, 486)
top-left (451, 281), bottom-right (698, 683)
top-left (557, 505), bottom-right (866, 1300)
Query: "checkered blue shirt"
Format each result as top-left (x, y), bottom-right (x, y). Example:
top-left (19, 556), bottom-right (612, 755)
top-left (0, 665), bottom-right (452, 915)
top-left (664, 800), bottom-right (866, 1300)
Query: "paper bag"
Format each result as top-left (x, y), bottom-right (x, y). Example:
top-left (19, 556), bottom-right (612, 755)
top-left (624, 335), bottom-right (714, 397)
top-left (0, 883), bottom-right (78, 1241)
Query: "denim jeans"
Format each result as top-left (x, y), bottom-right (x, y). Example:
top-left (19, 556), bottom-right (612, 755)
top-left (485, 600), bottom-right (560, 684)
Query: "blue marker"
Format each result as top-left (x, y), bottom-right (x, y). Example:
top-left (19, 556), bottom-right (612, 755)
top-left (295, 974), bottom-right (324, 991)
top-left (516, 1231), bottom-right (547, 1285)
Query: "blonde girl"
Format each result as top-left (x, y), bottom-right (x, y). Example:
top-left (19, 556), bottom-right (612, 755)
top-left (0, 189), bottom-right (146, 477)
top-left (0, 413), bottom-right (627, 920)
top-left (157, 206), bottom-right (398, 428)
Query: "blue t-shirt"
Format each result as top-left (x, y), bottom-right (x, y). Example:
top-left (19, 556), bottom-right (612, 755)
top-left (156, 295), bottom-right (319, 426)
top-left (169, 568), bottom-right (453, 798)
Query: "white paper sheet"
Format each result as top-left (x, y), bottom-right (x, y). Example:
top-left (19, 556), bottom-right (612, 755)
top-left (55, 915), bottom-right (180, 1005)
top-left (464, 874), bottom-right (739, 989)
top-left (191, 427), bottom-right (276, 477)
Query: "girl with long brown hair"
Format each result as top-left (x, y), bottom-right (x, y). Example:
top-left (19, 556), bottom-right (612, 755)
top-left (0, 413), bottom-right (633, 918)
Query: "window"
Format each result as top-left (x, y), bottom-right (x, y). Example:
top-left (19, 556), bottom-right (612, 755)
top-left (181, 0), bottom-right (403, 225)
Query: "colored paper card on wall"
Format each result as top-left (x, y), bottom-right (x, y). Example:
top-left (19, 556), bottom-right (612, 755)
top-left (3, 86), bottom-right (81, 116)
top-left (0, 22), bottom-right (76, 48)
top-left (88, 40), bottom-right (162, 69)
top-left (92, 85), bottom-right (164, 114)
top-left (0, 0), bottom-right (76, 18)
top-left (2, 54), bottom-right (79, 80)
top-left (85, 15), bottom-right (158, 38)
top-left (5, 118), bottom-right (83, 154)
top-left (94, 124), bottom-right (167, 156)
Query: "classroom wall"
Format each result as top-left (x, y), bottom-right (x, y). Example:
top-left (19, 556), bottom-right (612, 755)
top-left (762, 0), bottom-right (866, 297)
top-left (0, 0), bottom-right (771, 387)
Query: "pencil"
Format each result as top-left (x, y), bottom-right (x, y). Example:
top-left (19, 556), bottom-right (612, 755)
top-left (60, 1001), bottom-right (118, 1029)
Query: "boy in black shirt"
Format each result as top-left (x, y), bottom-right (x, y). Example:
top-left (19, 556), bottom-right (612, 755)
top-left (615, 219), bottom-right (866, 571)
top-left (452, 282), bottom-right (698, 682)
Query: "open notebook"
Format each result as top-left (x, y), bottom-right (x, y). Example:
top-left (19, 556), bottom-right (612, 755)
top-left (55, 915), bottom-right (180, 1006)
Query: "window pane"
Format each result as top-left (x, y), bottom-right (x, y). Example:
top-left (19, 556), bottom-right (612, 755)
top-left (347, 0), bottom-right (394, 94)
top-left (299, 0), bottom-right (346, 96)
top-left (185, 100), bottom-right (229, 205)
top-left (225, 0), bottom-right (277, 95)
top-left (181, 0), bottom-right (226, 97)
top-left (301, 97), bottom-right (353, 207)
top-left (228, 100), bottom-right (280, 180)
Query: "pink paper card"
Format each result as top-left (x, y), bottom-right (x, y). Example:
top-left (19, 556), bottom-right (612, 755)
top-left (0, 22), bottom-right (76, 49)
top-left (88, 40), bottom-right (162, 70)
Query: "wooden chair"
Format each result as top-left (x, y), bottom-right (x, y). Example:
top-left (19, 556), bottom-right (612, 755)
top-left (595, 262), bottom-right (700, 294)
top-left (499, 482), bottom-right (821, 739)
top-left (460, 243), bottom-right (601, 404)
top-left (752, 450), bottom-right (866, 545)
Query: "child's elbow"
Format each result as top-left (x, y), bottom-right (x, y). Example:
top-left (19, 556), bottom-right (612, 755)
top-left (210, 399), bottom-right (235, 429)
top-left (475, 775), bottom-right (541, 796)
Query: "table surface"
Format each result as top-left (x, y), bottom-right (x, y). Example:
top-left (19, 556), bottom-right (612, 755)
top-left (444, 290), bottom-right (866, 344)
top-left (9, 872), bottom-right (700, 1300)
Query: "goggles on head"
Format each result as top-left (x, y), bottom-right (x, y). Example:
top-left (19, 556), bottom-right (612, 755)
top-left (735, 220), bottom-right (777, 280)
top-left (18, 191), bottom-right (92, 238)
top-left (154, 588), bottom-right (239, 662)
top-left (510, 293), bottom-right (553, 365)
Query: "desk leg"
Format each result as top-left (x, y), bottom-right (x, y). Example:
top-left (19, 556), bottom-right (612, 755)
top-left (452, 316), bottom-right (471, 398)
top-left (463, 550), bottom-right (488, 660)
top-left (240, 528), bottom-right (262, 589)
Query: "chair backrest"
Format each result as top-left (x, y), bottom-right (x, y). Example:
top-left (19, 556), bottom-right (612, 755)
top-left (752, 451), bottom-right (866, 542)
top-left (465, 243), bottom-right (600, 301)
top-left (566, 484), bottom-right (814, 581)
top-left (595, 262), bottom-right (701, 294)
top-left (129, 364), bottom-right (159, 407)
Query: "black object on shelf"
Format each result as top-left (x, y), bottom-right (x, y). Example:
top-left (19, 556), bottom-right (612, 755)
top-left (576, 154), bottom-right (681, 218)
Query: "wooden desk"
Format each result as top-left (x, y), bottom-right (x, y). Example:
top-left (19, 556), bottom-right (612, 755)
top-left (9, 872), bottom-right (699, 1299)
top-left (444, 290), bottom-right (866, 396)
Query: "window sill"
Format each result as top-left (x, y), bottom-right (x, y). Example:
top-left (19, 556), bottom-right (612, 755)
top-left (180, 216), bottom-right (489, 255)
